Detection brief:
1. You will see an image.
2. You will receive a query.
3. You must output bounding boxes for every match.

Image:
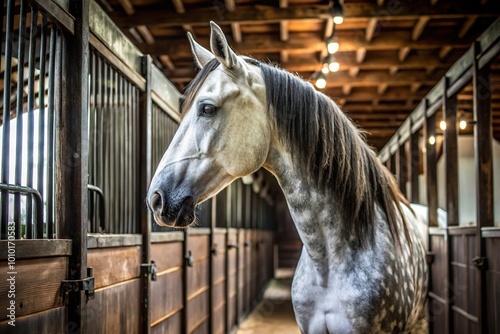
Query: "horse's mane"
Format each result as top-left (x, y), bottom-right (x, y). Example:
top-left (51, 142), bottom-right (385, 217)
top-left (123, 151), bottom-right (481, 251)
top-left (182, 58), bottom-right (410, 250)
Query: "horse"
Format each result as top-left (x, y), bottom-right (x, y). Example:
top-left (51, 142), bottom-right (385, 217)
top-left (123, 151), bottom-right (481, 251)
top-left (147, 22), bottom-right (428, 334)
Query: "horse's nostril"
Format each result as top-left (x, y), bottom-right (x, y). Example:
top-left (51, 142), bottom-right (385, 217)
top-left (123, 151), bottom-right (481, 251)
top-left (150, 192), bottom-right (163, 212)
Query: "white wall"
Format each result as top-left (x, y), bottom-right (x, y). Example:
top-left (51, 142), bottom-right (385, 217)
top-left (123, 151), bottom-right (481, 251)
top-left (419, 136), bottom-right (500, 226)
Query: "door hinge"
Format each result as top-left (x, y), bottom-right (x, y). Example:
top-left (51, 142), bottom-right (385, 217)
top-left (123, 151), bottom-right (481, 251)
top-left (61, 267), bottom-right (95, 303)
top-left (472, 256), bottom-right (487, 270)
top-left (141, 261), bottom-right (157, 281)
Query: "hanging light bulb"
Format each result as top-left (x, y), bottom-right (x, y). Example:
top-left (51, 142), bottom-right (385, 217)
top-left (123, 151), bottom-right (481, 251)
top-left (428, 135), bottom-right (436, 145)
top-left (327, 55), bottom-right (340, 72)
top-left (315, 73), bottom-right (327, 89)
top-left (321, 63), bottom-right (330, 74)
top-left (330, 0), bottom-right (344, 25)
top-left (326, 36), bottom-right (339, 54)
top-left (459, 120), bottom-right (467, 130)
top-left (439, 120), bottom-right (446, 131)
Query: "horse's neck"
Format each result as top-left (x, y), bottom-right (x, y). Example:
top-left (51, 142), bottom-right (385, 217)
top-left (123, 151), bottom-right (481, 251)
top-left (265, 149), bottom-right (351, 285)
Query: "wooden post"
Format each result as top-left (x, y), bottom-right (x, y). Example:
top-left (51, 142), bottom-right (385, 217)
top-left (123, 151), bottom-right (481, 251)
top-left (473, 41), bottom-right (493, 334)
top-left (182, 229), bottom-right (189, 334)
top-left (443, 78), bottom-right (458, 334)
top-left (139, 55), bottom-right (153, 334)
top-left (209, 197), bottom-right (217, 333)
top-left (56, 1), bottom-right (89, 332)
top-left (225, 185), bottom-right (232, 333)
top-left (409, 128), bottom-right (420, 203)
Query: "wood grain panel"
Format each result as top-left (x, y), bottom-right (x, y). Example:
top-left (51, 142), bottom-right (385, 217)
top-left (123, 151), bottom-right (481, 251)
top-left (188, 257), bottom-right (209, 296)
top-left (213, 303), bottom-right (225, 334)
top-left (86, 279), bottom-right (141, 334)
top-left (188, 290), bottom-right (209, 333)
top-left (213, 250), bottom-right (227, 282)
top-left (191, 318), bottom-right (209, 334)
top-left (0, 257), bottom-right (67, 321)
top-left (150, 269), bottom-right (183, 324)
top-left (151, 310), bottom-right (181, 334)
top-left (430, 234), bottom-right (446, 297)
top-left (88, 246), bottom-right (141, 289)
top-left (213, 279), bottom-right (226, 310)
top-left (187, 235), bottom-right (209, 261)
top-left (485, 236), bottom-right (500, 333)
top-left (0, 306), bottom-right (65, 334)
top-left (151, 242), bottom-right (183, 273)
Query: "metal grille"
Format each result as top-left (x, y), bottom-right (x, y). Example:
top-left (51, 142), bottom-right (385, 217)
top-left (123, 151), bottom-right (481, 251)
top-left (87, 49), bottom-right (140, 234)
top-left (0, 2), bottom-right (61, 239)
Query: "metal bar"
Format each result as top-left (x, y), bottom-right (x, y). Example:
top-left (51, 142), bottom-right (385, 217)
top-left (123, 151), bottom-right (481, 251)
top-left (104, 61), bottom-right (111, 232)
top-left (27, 6), bottom-right (39, 238)
top-left (132, 83), bottom-right (139, 233)
top-left (443, 78), bottom-right (458, 334)
top-left (14, 0), bottom-right (27, 238)
top-left (87, 184), bottom-right (105, 231)
top-left (425, 101), bottom-right (438, 228)
top-left (37, 13), bottom-right (48, 237)
top-left (57, 0), bottom-right (90, 332)
top-left (89, 51), bottom-right (97, 233)
top-left (473, 42), bottom-right (493, 334)
top-left (0, 183), bottom-right (44, 237)
top-left (139, 55), bottom-right (153, 334)
top-left (1, 0), bottom-right (15, 239)
top-left (46, 25), bottom-right (57, 240)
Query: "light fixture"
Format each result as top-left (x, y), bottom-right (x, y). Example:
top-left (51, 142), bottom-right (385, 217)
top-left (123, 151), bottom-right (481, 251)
top-left (321, 63), bottom-right (330, 74)
top-left (326, 36), bottom-right (339, 54)
top-left (439, 120), bottom-right (446, 131)
top-left (326, 55), bottom-right (340, 72)
top-left (459, 120), bottom-right (467, 130)
top-left (330, 0), bottom-right (344, 25)
top-left (315, 73), bottom-right (327, 89)
top-left (428, 135), bottom-right (436, 145)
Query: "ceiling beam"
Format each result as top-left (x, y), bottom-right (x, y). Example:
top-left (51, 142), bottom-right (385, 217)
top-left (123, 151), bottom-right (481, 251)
top-left (342, 85), bottom-right (352, 95)
top-left (117, 0), bottom-right (135, 15)
top-left (412, 16), bottom-right (430, 41)
top-left (349, 67), bottom-right (360, 78)
top-left (356, 48), bottom-right (367, 64)
top-left (136, 26), bottom-right (154, 44)
top-left (398, 46), bottom-right (411, 62)
top-left (224, 0), bottom-right (236, 12)
top-left (141, 32), bottom-right (475, 57)
top-left (439, 45), bottom-right (453, 59)
top-left (365, 18), bottom-right (378, 42)
top-left (458, 15), bottom-right (478, 38)
top-left (231, 23), bottom-right (242, 43)
top-left (377, 83), bottom-right (389, 95)
top-left (111, 2), bottom-right (500, 28)
top-left (171, 0), bottom-right (193, 32)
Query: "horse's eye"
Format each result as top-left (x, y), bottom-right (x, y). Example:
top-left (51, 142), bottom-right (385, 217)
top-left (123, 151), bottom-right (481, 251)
top-left (200, 104), bottom-right (217, 116)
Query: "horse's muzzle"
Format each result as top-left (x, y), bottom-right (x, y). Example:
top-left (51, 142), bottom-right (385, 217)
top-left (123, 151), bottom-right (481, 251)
top-left (147, 187), bottom-right (196, 228)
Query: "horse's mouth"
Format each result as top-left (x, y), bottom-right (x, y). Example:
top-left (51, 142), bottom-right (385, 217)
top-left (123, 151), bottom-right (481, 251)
top-left (153, 196), bottom-right (196, 228)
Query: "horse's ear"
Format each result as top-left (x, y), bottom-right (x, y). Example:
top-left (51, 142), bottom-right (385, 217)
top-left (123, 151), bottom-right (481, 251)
top-left (187, 31), bottom-right (214, 69)
top-left (209, 21), bottom-right (238, 69)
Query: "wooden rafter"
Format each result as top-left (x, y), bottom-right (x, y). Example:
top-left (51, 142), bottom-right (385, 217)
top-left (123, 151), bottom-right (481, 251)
top-left (399, 47), bottom-right (411, 62)
top-left (111, 3), bottom-right (500, 28)
top-left (356, 48), bottom-right (367, 64)
top-left (412, 16), bottom-right (430, 41)
top-left (458, 15), bottom-right (478, 38)
top-left (366, 18), bottom-right (378, 42)
top-left (171, 0), bottom-right (193, 32)
top-left (136, 26), bottom-right (154, 44)
top-left (439, 45), bottom-right (453, 59)
top-left (349, 67), bottom-right (360, 78)
top-left (117, 0), bottom-right (135, 15)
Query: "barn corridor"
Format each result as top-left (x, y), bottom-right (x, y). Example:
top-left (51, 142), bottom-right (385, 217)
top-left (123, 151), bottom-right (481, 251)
top-left (236, 270), bottom-right (300, 334)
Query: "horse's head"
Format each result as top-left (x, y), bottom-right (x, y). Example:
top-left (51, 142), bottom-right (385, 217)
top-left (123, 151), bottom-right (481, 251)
top-left (147, 22), bottom-right (270, 227)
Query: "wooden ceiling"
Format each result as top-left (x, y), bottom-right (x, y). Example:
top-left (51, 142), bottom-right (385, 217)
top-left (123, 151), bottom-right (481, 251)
top-left (100, 0), bottom-right (500, 150)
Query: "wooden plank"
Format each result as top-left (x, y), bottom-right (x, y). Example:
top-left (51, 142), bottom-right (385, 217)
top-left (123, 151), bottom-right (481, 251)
top-left (87, 234), bottom-right (142, 248)
top-left (0, 306), bottom-right (65, 333)
top-left (187, 235), bottom-right (210, 261)
top-left (365, 18), bottom-right (378, 42)
top-left (187, 257), bottom-right (210, 296)
top-left (458, 16), bottom-right (478, 39)
top-left (150, 269), bottom-right (184, 325)
top-left (151, 311), bottom-right (182, 334)
top-left (151, 241), bottom-right (183, 273)
top-left (0, 257), bottom-right (67, 321)
top-left (117, 0), bottom-right (135, 15)
top-left (0, 240), bottom-right (71, 260)
top-left (188, 291), bottom-right (209, 333)
top-left (85, 279), bottom-right (141, 333)
top-left (356, 48), bottom-right (367, 64)
top-left (87, 246), bottom-right (141, 289)
top-left (409, 127), bottom-right (420, 203)
top-left (412, 16), bottom-right (430, 41)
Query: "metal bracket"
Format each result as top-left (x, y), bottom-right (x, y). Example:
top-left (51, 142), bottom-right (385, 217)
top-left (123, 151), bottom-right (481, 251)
top-left (141, 261), bottom-right (157, 281)
top-left (61, 267), bottom-right (95, 303)
top-left (185, 250), bottom-right (193, 267)
top-left (426, 252), bottom-right (435, 264)
top-left (227, 244), bottom-right (239, 250)
top-left (472, 256), bottom-right (487, 270)
top-left (244, 241), bottom-right (251, 248)
top-left (211, 245), bottom-right (218, 256)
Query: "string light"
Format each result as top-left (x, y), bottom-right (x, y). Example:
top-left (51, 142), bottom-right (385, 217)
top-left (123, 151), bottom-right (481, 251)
top-left (459, 120), bottom-right (467, 130)
top-left (321, 63), bottom-right (330, 74)
top-left (330, 0), bottom-right (344, 25)
top-left (315, 73), bottom-right (327, 89)
top-left (326, 36), bottom-right (339, 54)
top-left (327, 55), bottom-right (340, 72)
top-left (439, 120), bottom-right (446, 131)
top-left (428, 135), bottom-right (436, 145)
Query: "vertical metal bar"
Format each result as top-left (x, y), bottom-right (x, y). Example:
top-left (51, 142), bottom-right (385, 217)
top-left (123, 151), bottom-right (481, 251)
top-left (398, 142), bottom-right (407, 198)
top-left (37, 13), bottom-right (47, 237)
top-left (443, 78), bottom-right (458, 334)
top-left (46, 26), bottom-right (57, 239)
top-left (99, 55), bottom-right (107, 232)
top-left (121, 74), bottom-right (128, 233)
top-left (95, 52), bottom-right (103, 232)
top-left (409, 127), bottom-right (420, 204)
top-left (57, 0), bottom-right (89, 332)
top-left (473, 42), bottom-right (493, 334)
top-left (132, 83), bottom-right (138, 233)
top-left (89, 51), bottom-right (97, 233)
top-left (104, 61), bottom-right (111, 232)
top-left (14, 0), bottom-right (27, 238)
top-left (128, 80), bottom-right (133, 234)
top-left (139, 55), bottom-right (152, 334)
top-left (1, 0), bottom-right (15, 239)
top-left (27, 6), bottom-right (39, 237)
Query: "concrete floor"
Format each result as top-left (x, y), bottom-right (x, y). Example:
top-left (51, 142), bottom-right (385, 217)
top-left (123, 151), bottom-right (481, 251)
top-left (236, 269), bottom-right (301, 334)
